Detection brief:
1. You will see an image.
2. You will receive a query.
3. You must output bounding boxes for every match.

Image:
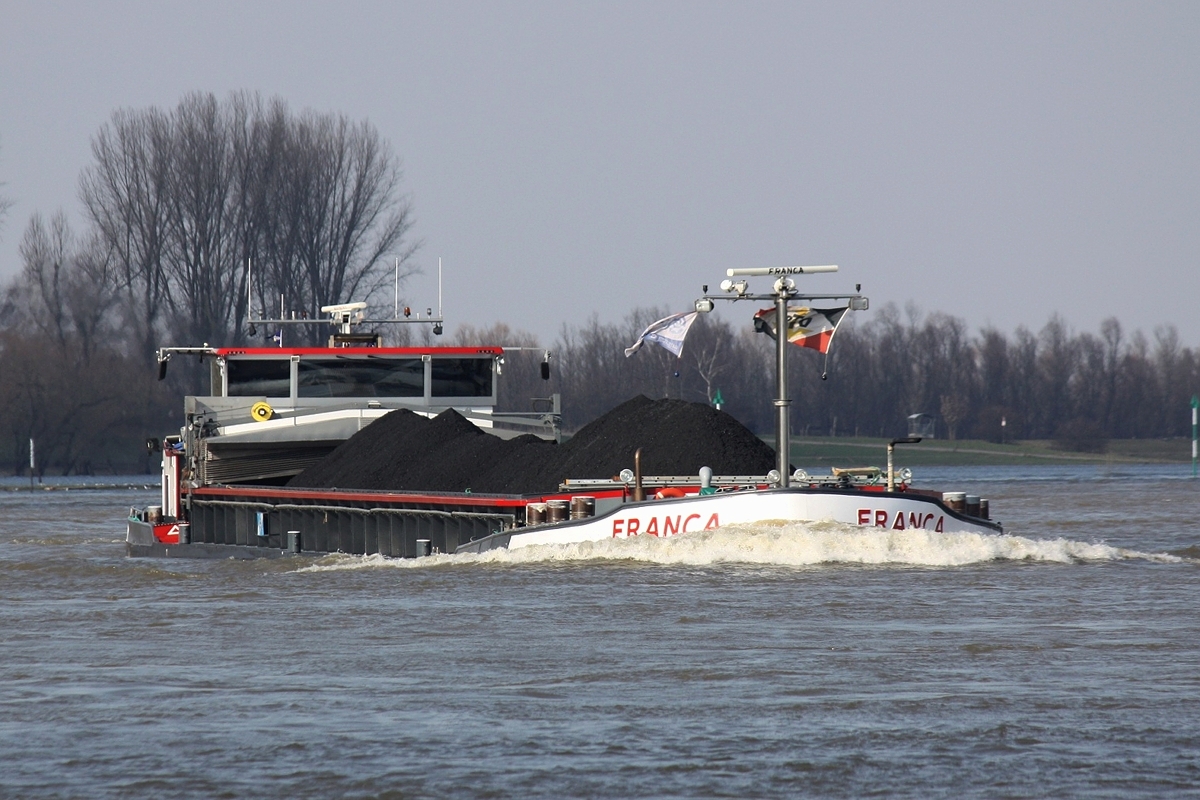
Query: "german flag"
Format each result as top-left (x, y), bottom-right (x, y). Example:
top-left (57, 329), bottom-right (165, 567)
top-left (753, 305), bottom-right (848, 353)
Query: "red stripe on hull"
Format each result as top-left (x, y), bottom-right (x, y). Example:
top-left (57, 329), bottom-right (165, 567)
top-left (191, 485), bottom-right (627, 508)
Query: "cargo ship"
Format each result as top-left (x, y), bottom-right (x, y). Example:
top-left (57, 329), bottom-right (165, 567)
top-left (127, 271), bottom-right (1002, 559)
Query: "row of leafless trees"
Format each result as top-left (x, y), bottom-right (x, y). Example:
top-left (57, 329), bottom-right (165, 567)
top-left (78, 91), bottom-right (417, 359)
top-left (1, 279), bottom-right (1195, 473)
top-left (775, 306), bottom-right (1198, 445)
top-left (488, 304), bottom-right (1199, 451)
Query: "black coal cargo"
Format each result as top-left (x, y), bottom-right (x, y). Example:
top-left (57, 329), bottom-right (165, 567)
top-left (289, 396), bottom-right (776, 494)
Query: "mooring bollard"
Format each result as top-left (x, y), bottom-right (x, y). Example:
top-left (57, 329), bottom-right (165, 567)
top-left (415, 539), bottom-right (431, 557)
top-left (287, 530), bottom-right (301, 554)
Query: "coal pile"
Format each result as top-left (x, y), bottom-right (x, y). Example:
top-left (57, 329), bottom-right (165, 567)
top-left (288, 395), bottom-right (777, 495)
top-left (548, 395), bottom-right (777, 481)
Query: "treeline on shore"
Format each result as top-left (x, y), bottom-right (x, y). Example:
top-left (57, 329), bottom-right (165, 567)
top-left (6, 285), bottom-right (1198, 475)
top-left (1, 90), bottom-right (1196, 474)
top-left (480, 306), bottom-right (1200, 456)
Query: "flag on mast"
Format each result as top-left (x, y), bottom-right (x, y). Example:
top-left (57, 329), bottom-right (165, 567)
top-left (625, 311), bottom-right (699, 358)
top-left (753, 305), bottom-right (849, 353)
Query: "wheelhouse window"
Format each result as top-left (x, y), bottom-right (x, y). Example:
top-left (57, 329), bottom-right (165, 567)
top-left (297, 358), bottom-right (424, 398)
top-left (227, 359), bottom-right (291, 397)
top-left (431, 358), bottom-right (493, 398)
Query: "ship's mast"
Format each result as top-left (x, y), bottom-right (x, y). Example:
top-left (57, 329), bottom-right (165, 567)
top-left (773, 287), bottom-right (791, 484)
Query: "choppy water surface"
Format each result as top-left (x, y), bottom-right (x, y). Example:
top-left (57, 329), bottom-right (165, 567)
top-left (1, 466), bottom-right (1198, 798)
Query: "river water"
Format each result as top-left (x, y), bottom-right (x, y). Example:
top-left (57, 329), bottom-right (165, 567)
top-left (1, 465), bottom-right (1198, 798)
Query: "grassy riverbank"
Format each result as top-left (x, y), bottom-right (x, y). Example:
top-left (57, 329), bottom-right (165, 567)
top-left (784, 436), bottom-right (1193, 467)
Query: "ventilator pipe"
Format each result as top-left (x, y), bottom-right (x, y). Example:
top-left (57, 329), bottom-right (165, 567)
top-left (633, 448), bottom-right (646, 502)
top-left (887, 437), bottom-right (922, 491)
top-left (887, 442), bottom-right (895, 491)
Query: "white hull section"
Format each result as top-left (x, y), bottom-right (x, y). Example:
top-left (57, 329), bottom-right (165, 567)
top-left (500, 488), bottom-right (999, 551)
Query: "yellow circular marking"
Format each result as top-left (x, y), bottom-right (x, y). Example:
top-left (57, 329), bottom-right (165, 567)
top-left (250, 401), bottom-right (274, 422)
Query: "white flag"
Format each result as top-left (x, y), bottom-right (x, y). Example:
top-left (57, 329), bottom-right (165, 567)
top-left (625, 312), bottom-right (699, 358)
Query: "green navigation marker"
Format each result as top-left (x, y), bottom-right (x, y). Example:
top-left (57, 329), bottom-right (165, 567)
top-left (713, 389), bottom-right (724, 411)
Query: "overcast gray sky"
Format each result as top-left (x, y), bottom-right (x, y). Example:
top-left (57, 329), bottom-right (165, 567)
top-left (1, 1), bottom-right (1197, 346)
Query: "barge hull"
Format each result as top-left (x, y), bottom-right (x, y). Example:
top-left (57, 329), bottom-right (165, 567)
top-left (181, 490), bottom-right (518, 557)
top-left (127, 484), bottom-right (1001, 559)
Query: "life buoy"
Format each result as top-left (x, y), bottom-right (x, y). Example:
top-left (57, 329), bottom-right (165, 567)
top-left (250, 401), bottom-right (274, 422)
top-left (654, 487), bottom-right (685, 499)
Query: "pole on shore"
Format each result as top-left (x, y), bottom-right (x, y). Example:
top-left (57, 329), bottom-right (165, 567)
top-left (29, 438), bottom-right (34, 488)
top-left (1191, 395), bottom-right (1198, 479)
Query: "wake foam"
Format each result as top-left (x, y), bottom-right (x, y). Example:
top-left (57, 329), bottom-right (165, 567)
top-left (294, 520), bottom-right (1183, 572)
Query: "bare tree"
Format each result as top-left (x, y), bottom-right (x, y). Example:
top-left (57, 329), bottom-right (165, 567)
top-left (161, 93), bottom-right (243, 344)
top-left (288, 112), bottom-right (418, 316)
top-left (81, 92), bottom-right (419, 351)
top-left (939, 393), bottom-right (969, 441)
top-left (13, 212), bottom-right (118, 357)
top-left (684, 315), bottom-right (734, 404)
top-left (80, 107), bottom-right (173, 360)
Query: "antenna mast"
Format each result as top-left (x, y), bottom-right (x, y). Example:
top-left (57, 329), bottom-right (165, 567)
top-left (695, 265), bottom-right (867, 487)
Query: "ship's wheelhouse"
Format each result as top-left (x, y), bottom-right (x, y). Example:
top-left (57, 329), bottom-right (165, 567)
top-left (182, 346), bottom-right (512, 486)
